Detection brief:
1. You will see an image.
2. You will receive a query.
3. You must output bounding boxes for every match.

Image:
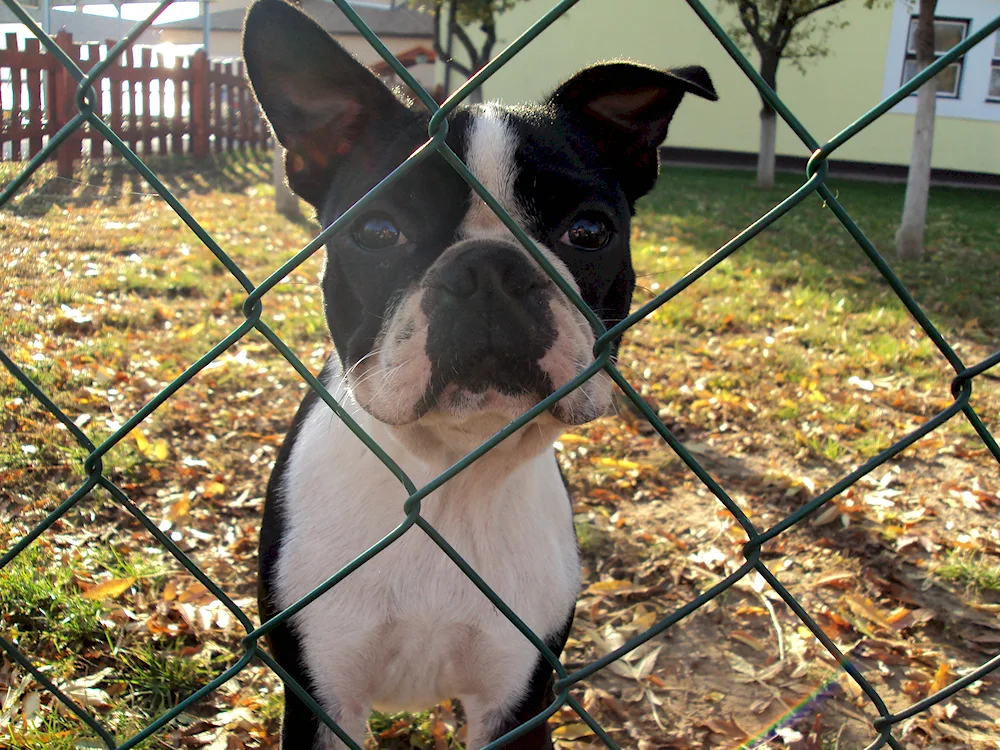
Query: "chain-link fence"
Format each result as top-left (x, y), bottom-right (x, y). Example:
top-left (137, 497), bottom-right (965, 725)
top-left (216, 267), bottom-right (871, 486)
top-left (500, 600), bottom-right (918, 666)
top-left (1, 0), bottom-right (999, 748)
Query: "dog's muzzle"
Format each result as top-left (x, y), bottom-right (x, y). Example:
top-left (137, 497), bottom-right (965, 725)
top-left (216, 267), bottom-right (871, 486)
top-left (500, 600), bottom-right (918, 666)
top-left (421, 242), bottom-right (556, 399)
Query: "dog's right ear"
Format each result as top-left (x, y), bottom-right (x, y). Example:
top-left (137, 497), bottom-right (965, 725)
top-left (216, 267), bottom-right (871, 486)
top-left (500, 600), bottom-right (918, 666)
top-left (242, 0), bottom-right (409, 205)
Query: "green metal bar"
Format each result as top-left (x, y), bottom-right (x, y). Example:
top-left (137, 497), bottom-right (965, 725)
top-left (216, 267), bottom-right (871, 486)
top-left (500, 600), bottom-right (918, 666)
top-left (100, 478), bottom-right (256, 633)
top-left (597, 169), bottom-right (826, 351)
top-left (256, 651), bottom-right (362, 749)
top-left (481, 691), bottom-right (569, 750)
top-left (877, 651), bottom-right (1000, 727)
top-left (682, 0), bottom-right (819, 152)
top-left (254, 321), bottom-right (416, 494)
top-left (565, 693), bottom-right (621, 750)
top-left (0, 348), bottom-right (95, 451)
top-left (815, 14), bottom-right (1000, 165)
top-left (816, 183), bottom-right (964, 371)
top-left (117, 648), bottom-right (257, 750)
top-left (0, 475), bottom-right (99, 570)
top-left (755, 562), bottom-right (903, 750)
top-left (0, 636), bottom-right (118, 748)
top-left (85, 117), bottom-right (257, 293)
top-left (430, 0), bottom-right (582, 126)
top-left (438, 143), bottom-right (605, 331)
top-left (83, 309), bottom-right (261, 474)
top-left (0, 113), bottom-right (88, 207)
top-left (753, 384), bottom-right (969, 547)
top-left (2, 0), bottom-right (998, 747)
top-left (558, 553), bottom-right (759, 688)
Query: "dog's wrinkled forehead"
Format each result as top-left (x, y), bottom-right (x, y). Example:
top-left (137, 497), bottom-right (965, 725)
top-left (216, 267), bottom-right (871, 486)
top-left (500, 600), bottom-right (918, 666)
top-left (457, 104), bottom-right (532, 238)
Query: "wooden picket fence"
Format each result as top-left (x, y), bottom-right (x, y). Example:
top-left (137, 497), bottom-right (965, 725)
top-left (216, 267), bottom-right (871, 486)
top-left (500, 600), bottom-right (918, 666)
top-left (1, 31), bottom-right (270, 176)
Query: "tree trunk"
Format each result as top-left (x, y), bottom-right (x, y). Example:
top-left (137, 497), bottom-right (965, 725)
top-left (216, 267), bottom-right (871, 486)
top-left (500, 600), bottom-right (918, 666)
top-left (756, 53), bottom-right (780, 189)
top-left (273, 144), bottom-right (301, 219)
top-left (898, 0), bottom-right (938, 261)
top-left (757, 107), bottom-right (777, 189)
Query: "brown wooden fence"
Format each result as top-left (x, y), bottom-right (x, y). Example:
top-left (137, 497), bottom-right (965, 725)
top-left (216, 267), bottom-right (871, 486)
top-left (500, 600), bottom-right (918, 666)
top-left (1, 31), bottom-right (270, 176)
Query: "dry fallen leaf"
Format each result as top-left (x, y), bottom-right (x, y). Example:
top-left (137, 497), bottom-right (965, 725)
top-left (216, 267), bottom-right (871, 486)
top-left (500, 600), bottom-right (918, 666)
top-left (80, 577), bottom-right (136, 600)
top-left (551, 723), bottom-right (595, 740)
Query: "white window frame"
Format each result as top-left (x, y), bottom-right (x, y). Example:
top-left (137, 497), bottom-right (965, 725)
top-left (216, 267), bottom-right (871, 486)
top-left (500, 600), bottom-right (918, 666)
top-left (900, 16), bottom-right (969, 98)
top-left (882, 0), bottom-right (1000, 122)
top-left (988, 32), bottom-right (1000, 102)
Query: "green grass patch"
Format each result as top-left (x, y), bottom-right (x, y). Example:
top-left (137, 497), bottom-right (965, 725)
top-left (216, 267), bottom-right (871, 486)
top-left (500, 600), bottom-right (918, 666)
top-left (936, 552), bottom-right (1000, 594)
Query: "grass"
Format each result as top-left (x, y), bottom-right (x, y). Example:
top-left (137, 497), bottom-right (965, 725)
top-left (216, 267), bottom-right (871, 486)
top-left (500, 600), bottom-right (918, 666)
top-left (0, 545), bottom-right (106, 658)
top-left (2, 153), bottom-right (998, 748)
top-left (935, 552), bottom-right (1000, 595)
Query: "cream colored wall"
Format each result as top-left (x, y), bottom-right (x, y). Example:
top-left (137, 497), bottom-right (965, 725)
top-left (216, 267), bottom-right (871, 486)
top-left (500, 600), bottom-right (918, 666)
top-left (468, 0), bottom-right (999, 175)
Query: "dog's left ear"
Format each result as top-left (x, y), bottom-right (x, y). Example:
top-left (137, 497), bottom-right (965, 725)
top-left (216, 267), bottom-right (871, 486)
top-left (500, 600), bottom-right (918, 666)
top-left (549, 62), bottom-right (717, 204)
top-left (242, 0), bottom-right (410, 205)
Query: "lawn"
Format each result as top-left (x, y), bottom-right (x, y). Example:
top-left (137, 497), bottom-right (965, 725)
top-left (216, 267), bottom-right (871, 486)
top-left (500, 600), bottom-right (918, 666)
top-left (1, 152), bottom-right (998, 749)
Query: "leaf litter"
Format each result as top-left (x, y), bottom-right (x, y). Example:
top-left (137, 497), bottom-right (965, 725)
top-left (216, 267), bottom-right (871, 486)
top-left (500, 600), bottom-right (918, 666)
top-left (1, 156), bottom-right (998, 748)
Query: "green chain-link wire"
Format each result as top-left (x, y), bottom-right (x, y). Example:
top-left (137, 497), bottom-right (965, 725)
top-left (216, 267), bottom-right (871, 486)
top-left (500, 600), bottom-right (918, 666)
top-left (1, 0), bottom-right (998, 748)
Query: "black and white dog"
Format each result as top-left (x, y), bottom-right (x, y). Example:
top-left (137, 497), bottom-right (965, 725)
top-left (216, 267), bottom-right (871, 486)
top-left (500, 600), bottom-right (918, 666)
top-left (242, 1), bottom-right (715, 747)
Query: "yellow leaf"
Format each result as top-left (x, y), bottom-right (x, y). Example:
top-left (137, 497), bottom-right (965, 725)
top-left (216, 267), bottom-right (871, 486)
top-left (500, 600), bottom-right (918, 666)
top-left (842, 593), bottom-right (894, 630)
top-left (166, 497), bottom-right (190, 521)
top-left (176, 322), bottom-right (205, 341)
top-left (203, 481), bottom-right (226, 498)
top-left (162, 580), bottom-right (178, 601)
top-left (633, 610), bottom-right (657, 630)
top-left (81, 577), bottom-right (136, 600)
top-left (587, 579), bottom-right (635, 594)
top-left (152, 439), bottom-right (169, 461)
top-left (929, 662), bottom-right (951, 694)
top-left (596, 457), bottom-right (641, 470)
top-left (133, 428), bottom-right (151, 456)
top-left (551, 723), bottom-right (594, 740)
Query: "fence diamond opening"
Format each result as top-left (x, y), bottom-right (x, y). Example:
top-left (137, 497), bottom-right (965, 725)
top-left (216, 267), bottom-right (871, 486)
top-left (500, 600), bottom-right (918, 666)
top-left (1, 0), bottom-right (999, 749)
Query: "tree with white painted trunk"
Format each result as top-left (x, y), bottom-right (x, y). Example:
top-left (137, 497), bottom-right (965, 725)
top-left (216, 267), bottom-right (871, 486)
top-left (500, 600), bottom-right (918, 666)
top-left (722, 0), bottom-right (883, 189)
top-left (897, 0), bottom-right (938, 260)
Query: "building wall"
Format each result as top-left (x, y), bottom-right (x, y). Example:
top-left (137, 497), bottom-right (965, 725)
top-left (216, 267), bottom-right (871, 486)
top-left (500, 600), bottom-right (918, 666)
top-left (466, 0), bottom-right (1000, 175)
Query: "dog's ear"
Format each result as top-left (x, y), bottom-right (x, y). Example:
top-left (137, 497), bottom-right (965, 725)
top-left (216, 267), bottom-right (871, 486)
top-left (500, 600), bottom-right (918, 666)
top-left (242, 0), bottom-right (409, 205)
top-left (549, 62), bottom-right (717, 204)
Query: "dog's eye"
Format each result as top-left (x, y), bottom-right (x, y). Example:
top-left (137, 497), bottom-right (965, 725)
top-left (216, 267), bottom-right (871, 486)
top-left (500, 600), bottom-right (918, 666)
top-left (352, 215), bottom-right (406, 251)
top-left (562, 214), bottom-right (612, 251)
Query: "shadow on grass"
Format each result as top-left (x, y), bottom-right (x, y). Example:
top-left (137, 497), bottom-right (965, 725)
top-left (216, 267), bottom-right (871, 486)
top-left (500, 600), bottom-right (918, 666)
top-left (639, 166), bottom-right (1000, 343)
top-left (0, 149), bottom-right (274, 215)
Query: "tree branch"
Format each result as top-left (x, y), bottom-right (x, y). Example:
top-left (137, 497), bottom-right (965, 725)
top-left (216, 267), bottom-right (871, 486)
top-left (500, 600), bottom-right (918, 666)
top-left (477, 14), bottom-right (497, 71)
top-left (791, 0), bottom-right (849, 22)
top-left (451, 17), bottom-right (481, 71)
top-left (430, 1), bottom-right (471, 77)
top-left (736, 0), bottom-right (766, 49)
top-left (767, 0), bottom-right (794, 49)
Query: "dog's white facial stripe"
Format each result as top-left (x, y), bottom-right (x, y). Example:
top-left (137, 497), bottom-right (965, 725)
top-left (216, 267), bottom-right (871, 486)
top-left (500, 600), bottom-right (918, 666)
top-left (460, 105), bottom-right (529, 237)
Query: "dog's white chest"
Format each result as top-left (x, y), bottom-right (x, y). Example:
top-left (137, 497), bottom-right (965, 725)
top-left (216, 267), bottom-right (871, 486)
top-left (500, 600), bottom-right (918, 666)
top-left (273, 396), bottom-right (580, 715)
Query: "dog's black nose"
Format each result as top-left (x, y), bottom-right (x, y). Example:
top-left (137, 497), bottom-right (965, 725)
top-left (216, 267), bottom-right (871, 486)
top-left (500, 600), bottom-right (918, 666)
top-left (422, 241), bottom-right (556, 396)
top-left (434, 243), bottom-right (540, 301)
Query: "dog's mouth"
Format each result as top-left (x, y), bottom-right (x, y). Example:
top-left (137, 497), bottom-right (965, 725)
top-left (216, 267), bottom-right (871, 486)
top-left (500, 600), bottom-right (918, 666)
top-left (348, 348), bottom-right (599, 428)
top-left (412, 353), bottom-right (555, 422)
top-left (418, 349), bottom-right (554, 411)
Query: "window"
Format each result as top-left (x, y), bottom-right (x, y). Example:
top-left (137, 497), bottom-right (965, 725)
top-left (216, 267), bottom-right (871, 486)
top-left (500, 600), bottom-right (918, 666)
top-left (901, 16), bottom-right (969, 98)
top-left (988, 33), bottom-right (1000, 102)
